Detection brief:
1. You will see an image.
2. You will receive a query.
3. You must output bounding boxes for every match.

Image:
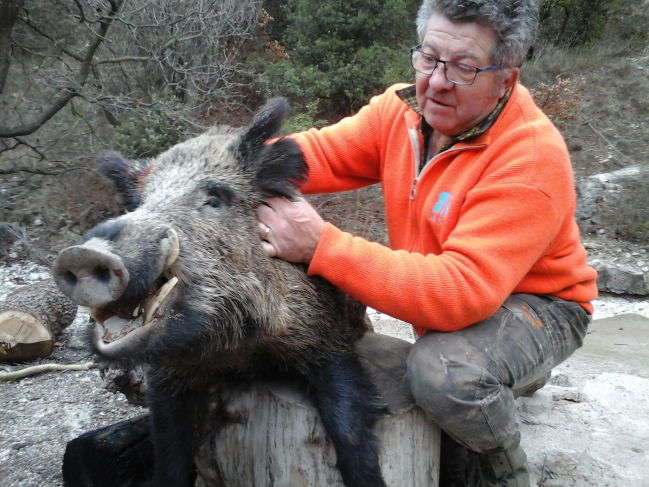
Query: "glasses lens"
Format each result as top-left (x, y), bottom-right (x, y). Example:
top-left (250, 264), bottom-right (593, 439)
top-left (411, 49), bottom-right (478, 85)
top-left (412, 50), bottom-right (436, 74)
top-left (445, 62), bottom-right (477, 84)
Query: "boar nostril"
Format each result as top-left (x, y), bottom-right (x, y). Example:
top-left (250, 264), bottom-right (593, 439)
top-left (63, 270), bottom-right (77, 286)
top-left (93, 266), bottom-right (111, 283)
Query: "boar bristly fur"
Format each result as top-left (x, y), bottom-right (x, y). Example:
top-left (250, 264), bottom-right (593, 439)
top-left (53, 98), bottom-right (387, 487)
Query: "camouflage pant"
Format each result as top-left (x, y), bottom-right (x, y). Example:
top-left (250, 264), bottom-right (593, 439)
top-left (404, 294), bottom-right (591, 453)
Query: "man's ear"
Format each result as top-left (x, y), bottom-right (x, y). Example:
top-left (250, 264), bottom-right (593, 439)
top-left (497, 67), bottom-right (519, 98)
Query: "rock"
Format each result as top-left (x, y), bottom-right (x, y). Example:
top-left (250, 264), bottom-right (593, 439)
top-left (575, 178), bottom-right (604, 221)
top-left (518, 314), bottom-right (649, 487)
top-left (594, 262), bottom-right (649, 295)
top-left (549, 370), bottom-right (572, 388)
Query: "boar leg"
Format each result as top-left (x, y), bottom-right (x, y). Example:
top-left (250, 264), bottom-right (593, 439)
top-left (308, 353), bottom-right (388, 487)
top-left (145, 380), bottom-right (206, 487)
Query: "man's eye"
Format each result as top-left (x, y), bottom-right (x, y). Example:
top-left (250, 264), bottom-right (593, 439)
top-left (454, 63), bottom-right (476, 74)
top-left (421, 53), bottom-right (436, 63)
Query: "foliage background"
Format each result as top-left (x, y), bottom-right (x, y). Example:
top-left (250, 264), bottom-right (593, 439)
top-left (1, 0), bottom-right (649, 261)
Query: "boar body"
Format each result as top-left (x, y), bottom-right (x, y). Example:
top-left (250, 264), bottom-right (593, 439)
top-left (53, 99), bottom-right (387, 487)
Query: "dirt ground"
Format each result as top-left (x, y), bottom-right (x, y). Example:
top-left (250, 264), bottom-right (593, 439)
top-left (1, 262), bottom-right (648, 487)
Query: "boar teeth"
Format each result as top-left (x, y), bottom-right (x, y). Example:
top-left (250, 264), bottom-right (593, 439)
top-left (142, 276), bottom-right (178, 326)
top-left (103, 315), bottom-right (135, 337)
top-left (163, 228), bottom-right (180, 268)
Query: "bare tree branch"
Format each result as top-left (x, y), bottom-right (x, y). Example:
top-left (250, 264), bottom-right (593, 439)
top-left (0, 0), bottom-right (123, 137)
top-left (0, 136), bottom-right (46, 160)
top-left (96, 55), bottom-right (153, 64)
top-left (0, 0), bottom-right (264, 165)
top-left (0, 362), bottom-right (98, 381)
top-left (0, 222), bottom-right (51, 264)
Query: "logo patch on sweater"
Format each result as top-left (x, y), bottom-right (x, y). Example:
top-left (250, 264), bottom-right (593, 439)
top-left (431, 191), bottom-right (452, 225)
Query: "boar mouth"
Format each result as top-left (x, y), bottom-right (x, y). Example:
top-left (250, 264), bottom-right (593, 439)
top-left (89, 229), bottom-right (181, 357)
top-left (89, 274), bottom-right (178, 359)
top-left (89, 275), bottom-right (178, 341)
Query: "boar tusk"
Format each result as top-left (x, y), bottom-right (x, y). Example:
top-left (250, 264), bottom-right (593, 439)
top-left (163, 228), bottom-right (180, 268)
top-left (142, 276), bottom-right (178, 326)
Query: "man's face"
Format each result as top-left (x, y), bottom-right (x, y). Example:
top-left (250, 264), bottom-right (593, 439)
top-left (415, 14), bottom-right (517, 137)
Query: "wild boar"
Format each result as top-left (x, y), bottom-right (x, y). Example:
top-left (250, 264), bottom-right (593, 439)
top-left (52, 99), bottom-right (387, 487)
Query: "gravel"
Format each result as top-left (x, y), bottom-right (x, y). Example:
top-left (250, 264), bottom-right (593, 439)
top-left (1, 262), bottom-right (647, 487)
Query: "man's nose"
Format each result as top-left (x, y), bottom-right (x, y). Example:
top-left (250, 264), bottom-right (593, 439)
top-left (429, 63), bottom-right (453, 90)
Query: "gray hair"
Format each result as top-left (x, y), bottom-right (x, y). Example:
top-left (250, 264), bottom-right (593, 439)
top-left (416, 0), bottom-right (538, 68)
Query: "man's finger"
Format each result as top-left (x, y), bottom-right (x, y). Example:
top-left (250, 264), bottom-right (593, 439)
top-left (260, 240), bottom-right (276, 257)
top-left (262, 195), bottom-right (287, 211)
top-left (258, 222), bottom-right (271, 240)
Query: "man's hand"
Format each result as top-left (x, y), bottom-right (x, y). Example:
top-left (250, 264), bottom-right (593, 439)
top-left (256, 196), bottom-right (325, 264)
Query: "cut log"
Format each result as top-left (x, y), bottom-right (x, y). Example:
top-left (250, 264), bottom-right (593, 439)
top-left (63, 414), bottom-right (154, 487)
top-left (195, 333), bottom-right (441, 487)
top-left (0, 278), bottom-right (78, 361)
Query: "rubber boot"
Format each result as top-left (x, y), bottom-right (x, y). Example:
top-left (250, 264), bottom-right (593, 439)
top-left (438, 431), bottom-right (486, 487)
top-left (482, 432), bottom-right (530, 487)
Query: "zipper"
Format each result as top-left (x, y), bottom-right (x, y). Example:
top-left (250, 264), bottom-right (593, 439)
top-left (404, 125), bottom-right (485, 252)
top-left (407, 126), bottom-right (420, 200)
top-left (409, 142), bottom-right (486, 200)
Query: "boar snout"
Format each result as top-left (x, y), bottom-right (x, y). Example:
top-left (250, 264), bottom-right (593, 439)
top-left (53, 243), bottom-right (130, 308)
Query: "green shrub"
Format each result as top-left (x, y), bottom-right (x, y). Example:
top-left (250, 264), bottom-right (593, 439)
top-left (610, 13), bottom-right (648, 42)
top-left (112, 98), bottom-right (195, 158)
top-left (260, 43), bottom-right (411, 115)
top-left (259, 0), bottom-right (417, 115)
top-left (538, 0), bottom-right (619, 47)
top-left (283, 101), bottom-right (329, 133)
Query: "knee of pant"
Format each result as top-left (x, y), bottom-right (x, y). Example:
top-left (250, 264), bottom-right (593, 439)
top-left (405, 334), bottom-right (491, 411)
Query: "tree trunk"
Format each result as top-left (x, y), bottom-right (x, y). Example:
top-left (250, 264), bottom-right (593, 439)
top-left (195, 333), bottom-right (441, 487)
top-left (0, 0), bottom-right (24, 96)
top-left (0, 278), bottom-right (77, 361)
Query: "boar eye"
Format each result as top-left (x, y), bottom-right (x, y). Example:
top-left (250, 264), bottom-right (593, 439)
top-left (205, 197), bottom-right (221, 208)
top-left (198, 181), bottom-right (236, 210)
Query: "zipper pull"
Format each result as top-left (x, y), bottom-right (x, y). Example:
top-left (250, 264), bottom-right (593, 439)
top-left (410, 177), bottom-right (419, 200)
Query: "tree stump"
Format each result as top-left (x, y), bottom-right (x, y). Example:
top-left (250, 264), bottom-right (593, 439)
top-left (195, 333), bottom-right (441, 487)
top-left (0, 278), bottom-right (78, 361)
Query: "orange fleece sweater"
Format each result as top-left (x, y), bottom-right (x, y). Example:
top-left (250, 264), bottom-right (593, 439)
top-left (295, 83), bottom-right (598, 334)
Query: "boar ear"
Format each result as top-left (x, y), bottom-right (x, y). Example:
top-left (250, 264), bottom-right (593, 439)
top-left (240, 98), bottom-right (309, 197)
top-left (253, 138), bottom-right (309, 198)
top-left (240, 98), bottom-right (290, 161)
top-left (95, 152), bottom-right (150, 211)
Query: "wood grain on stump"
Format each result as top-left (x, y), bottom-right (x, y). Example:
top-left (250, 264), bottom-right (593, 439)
top-left (195, 333), bottom-right (441, 487)
top-left (0, 278), bottom-right (77, 361)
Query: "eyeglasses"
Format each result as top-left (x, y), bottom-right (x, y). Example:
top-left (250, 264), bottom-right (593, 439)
top-left (410, 45), bottom-right (501, 85)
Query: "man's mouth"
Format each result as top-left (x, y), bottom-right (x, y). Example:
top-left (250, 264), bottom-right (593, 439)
top-left (430, 98), bottom-right (453, 108)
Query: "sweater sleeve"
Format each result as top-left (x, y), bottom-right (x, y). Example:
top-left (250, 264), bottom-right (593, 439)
top-left (307, 183), bottom-right (562, 333)
top-left (293, 85), bottom-right (410, 194)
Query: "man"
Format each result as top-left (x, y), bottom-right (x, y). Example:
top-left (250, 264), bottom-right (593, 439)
top-left (256, 1), bottom-right (597, 486)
